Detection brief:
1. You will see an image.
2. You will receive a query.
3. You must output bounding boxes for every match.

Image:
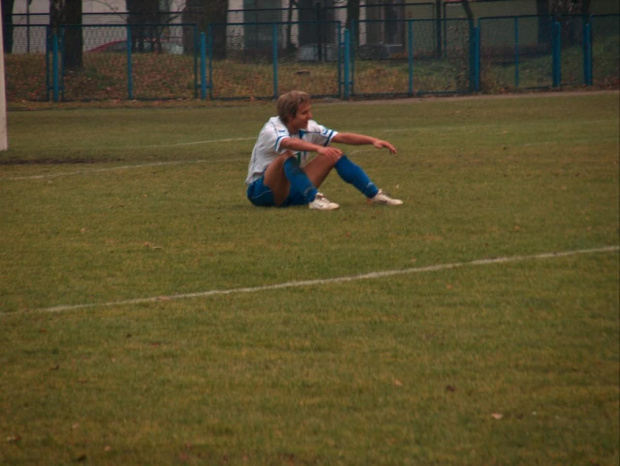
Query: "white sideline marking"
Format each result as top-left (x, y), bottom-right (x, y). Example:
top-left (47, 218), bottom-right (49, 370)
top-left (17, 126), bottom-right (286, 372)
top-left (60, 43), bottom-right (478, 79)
top-left (146, 137), bottom-right (254, 148)
top-left (20, 245), bottom-right (620, 315)
top-left (380, 119), bottom-right (617, 133)
top-left (3, 136), bottom-right (255, 181)
top-left (5, 159), bottom-right (236, 181)
top-left (6, 124), bottom-right (617, 181)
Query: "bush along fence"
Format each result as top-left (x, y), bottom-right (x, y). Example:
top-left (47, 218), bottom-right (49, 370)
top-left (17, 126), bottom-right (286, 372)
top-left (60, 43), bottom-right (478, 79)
top-left (4, 14), bottom-right (618, 103)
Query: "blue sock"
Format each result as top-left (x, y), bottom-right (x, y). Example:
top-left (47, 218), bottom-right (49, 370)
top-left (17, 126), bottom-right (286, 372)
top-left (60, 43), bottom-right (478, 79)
top-left (283, 157), bottom-right (318, 203)
top-left (334, 155), bottom-right (379, 198)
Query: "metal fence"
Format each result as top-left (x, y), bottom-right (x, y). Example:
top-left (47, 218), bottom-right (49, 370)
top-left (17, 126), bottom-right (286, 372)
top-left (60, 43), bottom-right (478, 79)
top-left (9, 0), bottom-right (619, 31)
top-left (205, 20), bottom-right (343, 100)
top-left (3, 14), bottom-right (618, 103)
top-left (477, 14), bottom-right (619, 91)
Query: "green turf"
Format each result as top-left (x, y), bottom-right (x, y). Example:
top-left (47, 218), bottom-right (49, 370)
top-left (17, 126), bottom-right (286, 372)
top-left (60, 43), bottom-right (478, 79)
top-left (0, 93), bottom-right (618, 465)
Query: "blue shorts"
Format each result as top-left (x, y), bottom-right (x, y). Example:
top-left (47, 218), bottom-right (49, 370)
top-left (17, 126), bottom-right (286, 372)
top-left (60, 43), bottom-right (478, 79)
top-left (246, 176), bottom-right (308, 207)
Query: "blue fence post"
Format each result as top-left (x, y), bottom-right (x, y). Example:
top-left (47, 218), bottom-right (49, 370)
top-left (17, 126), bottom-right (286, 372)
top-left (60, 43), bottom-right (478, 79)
top-left (45, 27), bottom-right (50, 101)
top-left (126, 25), bottom-right (133, 99)
top-left (272, 23), bottom-right (279, 99)
top-left (343, 29), bottom-right (350, 100)
top-left (52, 33), bottom-right (59, 102)
top-left (469, 24), bottom-right (474, 90)
top-left (514, 16), bottom-right (520, 88)
top-left (407, 20), bottom-right (414, 96)
top-left (200, 32), bottom-right (207, 100)
top-left (192, 26), bottom-right (197, 98)
top-left (475, 25), bottom-right (480, 91)
top-left (443, 18), bottom-right (447, 58)
top-left (349, 21), bottom-right (356, 96)
top-left (336, 23), bottom-right (342, 97)
top-left (470, 25), bottom-right (480, 92)
top-left (552, 21), bottom-right (561, 88)
top-left (207, 25), bottom-right (213, 99)
top-left (583, 19), bottom-right (592, 86)
top-left (60, 29), bottom-right (66, 100)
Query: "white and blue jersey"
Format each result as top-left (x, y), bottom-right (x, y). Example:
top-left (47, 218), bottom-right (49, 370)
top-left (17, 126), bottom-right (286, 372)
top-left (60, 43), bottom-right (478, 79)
top-left (245, 116), bottom-right (338, 186)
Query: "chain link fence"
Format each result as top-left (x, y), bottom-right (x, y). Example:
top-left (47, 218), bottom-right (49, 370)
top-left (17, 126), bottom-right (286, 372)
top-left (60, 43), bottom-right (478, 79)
top-left (4, 25), bottom-right (49, 101)
top-left (591, 14), bottom-right (620, 87)
top-left (208, 20), bottom-right (342, 100)
top-left (349, 18), bottom-right (472, 97)
top-left (479, 15), bottom-right (553, 90)
top-left (478, 14), bottom-right (619, 91)
top-left (3, 12), bottom-right (618, 102)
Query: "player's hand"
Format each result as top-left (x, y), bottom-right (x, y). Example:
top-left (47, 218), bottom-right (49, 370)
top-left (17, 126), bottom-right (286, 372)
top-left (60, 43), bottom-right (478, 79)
top-left (373, 139), bottom-right (397, 154)
top-left (318, 146), bottom-right (343, 162)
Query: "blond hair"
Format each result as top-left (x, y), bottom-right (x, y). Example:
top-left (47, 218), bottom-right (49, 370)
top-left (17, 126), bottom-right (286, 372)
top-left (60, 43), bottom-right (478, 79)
top-left (277, 90), bottom-right (310, 124)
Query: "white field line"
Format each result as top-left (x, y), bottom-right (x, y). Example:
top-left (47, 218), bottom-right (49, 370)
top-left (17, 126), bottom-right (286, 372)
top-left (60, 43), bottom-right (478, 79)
top-left (143, 137), bottom-right (255, 148)
top-left (4, 159), bottom-right (236, 181)
top-left (8, 133), bottom-right (616, 181)
top-left (379, 118), bottom-right (619, 133)
top-left (20, 245), bottom-right (620, 315)
top-left (5, 118), bottom-right (617, 181)
top-left (3, 136), bottom-right (256, 181)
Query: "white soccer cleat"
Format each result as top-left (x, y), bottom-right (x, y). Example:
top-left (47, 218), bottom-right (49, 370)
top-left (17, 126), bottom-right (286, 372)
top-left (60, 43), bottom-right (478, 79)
top-left (369, 189), bottom-right (403, 206)
top-left (309, 192), bottom-right (340, 210)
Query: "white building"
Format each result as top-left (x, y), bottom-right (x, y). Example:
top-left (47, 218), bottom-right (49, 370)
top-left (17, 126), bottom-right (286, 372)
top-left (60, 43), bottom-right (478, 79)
top-left (8, 1), bottom-right (405, 54)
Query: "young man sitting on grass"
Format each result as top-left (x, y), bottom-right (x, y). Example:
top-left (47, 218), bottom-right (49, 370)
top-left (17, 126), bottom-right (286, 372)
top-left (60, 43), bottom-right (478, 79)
top-left (245, 90), bottom-right (403, 210)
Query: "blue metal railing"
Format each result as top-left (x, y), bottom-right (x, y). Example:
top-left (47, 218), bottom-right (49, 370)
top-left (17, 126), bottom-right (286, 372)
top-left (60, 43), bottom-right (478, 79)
top-left (33, 14), bottom-right (619, 102)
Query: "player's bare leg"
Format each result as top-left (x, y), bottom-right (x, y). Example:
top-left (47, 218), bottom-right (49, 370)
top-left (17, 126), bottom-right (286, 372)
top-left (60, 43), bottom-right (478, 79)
top-left (263, 153), bottom-right (294, 206)
top-left (303, 152), bottom-right (340, 188)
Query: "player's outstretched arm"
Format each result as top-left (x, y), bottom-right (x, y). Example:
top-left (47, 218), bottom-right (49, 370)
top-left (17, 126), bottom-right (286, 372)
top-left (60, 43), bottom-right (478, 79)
top-left (281, 137), bottom-right (343, 158)
top-left (331, 132), bottom-right (397, 154)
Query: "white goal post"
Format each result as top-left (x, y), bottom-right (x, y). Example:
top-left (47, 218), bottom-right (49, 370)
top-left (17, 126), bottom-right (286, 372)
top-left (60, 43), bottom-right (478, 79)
top-left (0, 11), bottom-right (7, 151)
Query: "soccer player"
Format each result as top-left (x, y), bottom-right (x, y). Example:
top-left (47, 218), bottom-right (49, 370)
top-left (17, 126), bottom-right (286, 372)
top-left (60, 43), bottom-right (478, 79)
top-left (245, 90), bottom-right (403, 211)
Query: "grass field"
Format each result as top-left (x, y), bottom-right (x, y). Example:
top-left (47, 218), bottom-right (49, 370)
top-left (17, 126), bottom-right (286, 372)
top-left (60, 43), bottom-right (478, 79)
top-left (1, 92), bottom-right (619, 465)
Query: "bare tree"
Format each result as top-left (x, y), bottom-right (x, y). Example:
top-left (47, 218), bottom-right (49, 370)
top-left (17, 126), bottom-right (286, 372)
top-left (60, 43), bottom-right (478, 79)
top-left (50, 0), bottom-right (83, 71)
top-left (536, 0), bottom-right (552, 45)
top-left (127, 0), bottom-right (162, 53)
top-left (460, 0), bottom-right (474, 30)
top-left (183, 0), bottom-right (227, 58)
top-left (2, 0), bottom-right (15, 53)
top-left (286, 0), bottom-right (298, 51)
top-left (536, 0), bottom-right (591, 48)
top-left (345, 0), bottom-right (360, 44)
top-left (551, 0), bottom-right (591, 15)
top-left (551, 0), bottom-right (592, 46)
